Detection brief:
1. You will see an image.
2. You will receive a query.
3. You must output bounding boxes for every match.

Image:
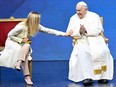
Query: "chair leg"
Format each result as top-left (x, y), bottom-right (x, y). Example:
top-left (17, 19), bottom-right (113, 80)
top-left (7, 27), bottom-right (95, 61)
top-left (29, 60), bottom-right (32, 78)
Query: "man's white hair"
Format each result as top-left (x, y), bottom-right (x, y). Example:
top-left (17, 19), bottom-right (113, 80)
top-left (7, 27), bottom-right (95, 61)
top-left (76, 1), bottom-right (88, 8)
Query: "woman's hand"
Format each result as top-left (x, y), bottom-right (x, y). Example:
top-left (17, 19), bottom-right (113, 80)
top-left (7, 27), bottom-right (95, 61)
top-left (22, 38), bottom-right (29, 43)
top-left (65, 30), bottom-right (73, 37)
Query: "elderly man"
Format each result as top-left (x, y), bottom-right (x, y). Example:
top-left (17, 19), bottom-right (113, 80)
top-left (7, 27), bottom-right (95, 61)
top-left (66, 1), bottom-right (113, 86)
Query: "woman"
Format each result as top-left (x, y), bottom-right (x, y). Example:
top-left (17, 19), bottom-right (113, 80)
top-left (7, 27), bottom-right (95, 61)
top-left (0, 11), bottom-right (67, 85)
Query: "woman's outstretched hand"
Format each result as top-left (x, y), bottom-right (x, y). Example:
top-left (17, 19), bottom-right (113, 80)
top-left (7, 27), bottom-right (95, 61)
top-left (65, 30), bottom-right (73, 37)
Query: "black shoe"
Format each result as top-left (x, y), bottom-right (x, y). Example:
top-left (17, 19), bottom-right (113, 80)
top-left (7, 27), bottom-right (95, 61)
top-left (98, 79), bottom-right (108, 84)
top-left (83, 79), bottom-right (94, 86)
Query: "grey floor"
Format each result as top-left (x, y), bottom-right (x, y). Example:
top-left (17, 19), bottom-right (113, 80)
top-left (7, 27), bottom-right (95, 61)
top-left (0, 60), bottom-right (115, 87)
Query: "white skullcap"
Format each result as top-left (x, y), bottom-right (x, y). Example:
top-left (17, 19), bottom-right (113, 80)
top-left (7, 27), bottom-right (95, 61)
top-left (76, 1), bottom-right (87, 7)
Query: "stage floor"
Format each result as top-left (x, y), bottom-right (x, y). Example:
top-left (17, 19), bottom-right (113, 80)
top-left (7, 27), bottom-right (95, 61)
top-left (0, 60), bottom-right (116, 87)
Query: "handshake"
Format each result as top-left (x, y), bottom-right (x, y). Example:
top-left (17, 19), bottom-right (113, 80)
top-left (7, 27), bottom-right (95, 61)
top-left (65, 24), bottom-right (87, 37)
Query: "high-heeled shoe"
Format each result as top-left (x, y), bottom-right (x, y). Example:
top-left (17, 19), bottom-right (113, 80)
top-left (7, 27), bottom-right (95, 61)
top-left (15, 60), bottom-right (22, 71)
top-left (15, 65), bottom-right (21, 71)
top-left (25, 76), bottom-right (33, 85)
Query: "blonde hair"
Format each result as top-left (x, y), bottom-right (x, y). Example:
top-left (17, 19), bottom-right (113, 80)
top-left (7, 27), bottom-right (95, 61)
top-left (25, 11), bottom-right (40, 37)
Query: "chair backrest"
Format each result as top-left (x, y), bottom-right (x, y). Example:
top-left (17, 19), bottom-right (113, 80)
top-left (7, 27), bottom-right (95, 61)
top-left (100, 17), bottom-right (109, 43)
top-left (100, 17), bottom-right (103, 25)
top-left (0, 17), bottom-right (26, 47)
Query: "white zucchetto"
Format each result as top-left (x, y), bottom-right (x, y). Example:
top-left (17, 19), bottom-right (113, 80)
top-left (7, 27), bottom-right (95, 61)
top-left (76, 1), bottom-right (87, 7)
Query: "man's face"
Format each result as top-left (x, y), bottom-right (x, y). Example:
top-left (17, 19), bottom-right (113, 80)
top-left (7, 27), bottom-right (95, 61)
top-left (76, 5), bottom-right (87, 19)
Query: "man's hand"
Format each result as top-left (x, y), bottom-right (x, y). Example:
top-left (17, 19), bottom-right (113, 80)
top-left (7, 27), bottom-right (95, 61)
top-left (79, 24), bottom-right (87, 35)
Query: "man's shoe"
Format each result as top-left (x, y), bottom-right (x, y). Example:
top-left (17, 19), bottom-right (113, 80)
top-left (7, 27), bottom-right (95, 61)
top-left (98, 79), bottom-right (108, 84)
top-left (83, 79), bottom-right (94, 86)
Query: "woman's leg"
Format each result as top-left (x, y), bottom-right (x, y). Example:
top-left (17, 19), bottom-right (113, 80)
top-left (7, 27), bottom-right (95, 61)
top-left (21, 56), bottom-right (30, 75)
top-left (15, 44), bottom-right (33, 85)
top-left (22, 57), bottom-right (33, 85)
top-left (19, 44), bottom-right (30, 61)
top-left (15, 44), bottom-right (30, 70)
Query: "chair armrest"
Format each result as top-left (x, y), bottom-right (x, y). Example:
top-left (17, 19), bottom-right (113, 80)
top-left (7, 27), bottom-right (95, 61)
top-left (72, 36), bottom-right (78, 46)
top-left (72, 32), bottom-right (109, 47)
top-left (100, 32), bottom-right (109, 43)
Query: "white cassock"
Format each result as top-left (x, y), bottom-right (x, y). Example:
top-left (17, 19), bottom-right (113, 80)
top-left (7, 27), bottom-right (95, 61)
top-left (67, 11), bottom-right (113, 82)
top-left (0, 22), bottom-right (65, 68)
